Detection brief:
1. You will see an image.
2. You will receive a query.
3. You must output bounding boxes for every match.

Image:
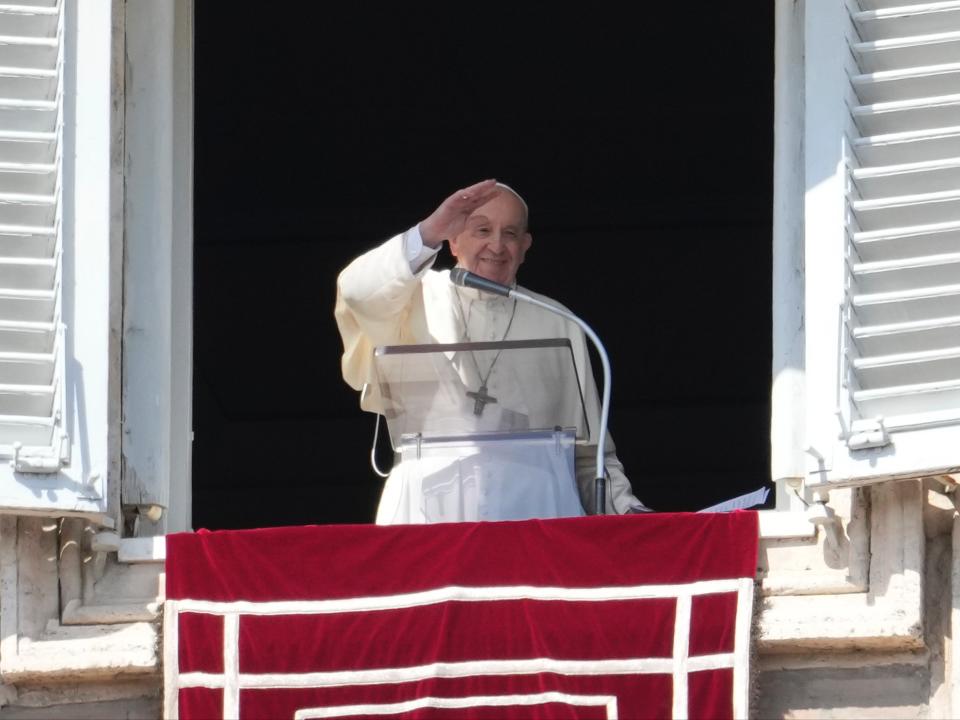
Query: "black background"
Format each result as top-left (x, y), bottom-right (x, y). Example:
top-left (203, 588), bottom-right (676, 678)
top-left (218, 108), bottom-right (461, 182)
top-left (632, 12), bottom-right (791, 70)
top-left (191, 4), bottom-right (775, 530)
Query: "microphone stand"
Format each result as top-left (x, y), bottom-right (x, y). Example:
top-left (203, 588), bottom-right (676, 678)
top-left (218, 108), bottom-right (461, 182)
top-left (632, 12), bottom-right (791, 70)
top-left (450, 269), bottom-right (610, 514)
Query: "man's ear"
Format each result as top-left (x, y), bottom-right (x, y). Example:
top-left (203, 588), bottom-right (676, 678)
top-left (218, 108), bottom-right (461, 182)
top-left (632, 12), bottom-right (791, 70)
top-left (448, 235), bottom-right (461, 258)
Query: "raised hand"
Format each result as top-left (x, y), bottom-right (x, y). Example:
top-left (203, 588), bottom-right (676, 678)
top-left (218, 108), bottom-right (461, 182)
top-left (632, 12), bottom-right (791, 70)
top-left (418, 179), bottom-right (500, 248)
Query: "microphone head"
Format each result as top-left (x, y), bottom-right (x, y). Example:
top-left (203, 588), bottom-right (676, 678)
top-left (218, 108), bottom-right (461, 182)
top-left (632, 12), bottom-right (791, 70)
top-left (448, 267), bottom-right (512, 297)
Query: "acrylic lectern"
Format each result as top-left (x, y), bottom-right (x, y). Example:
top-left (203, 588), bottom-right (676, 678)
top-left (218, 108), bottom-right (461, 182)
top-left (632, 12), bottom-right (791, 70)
top-left (372, 338), bottom-right (591, 523)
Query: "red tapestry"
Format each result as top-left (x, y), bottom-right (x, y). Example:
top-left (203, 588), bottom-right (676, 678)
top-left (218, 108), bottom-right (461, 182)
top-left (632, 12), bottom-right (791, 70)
top-left (164, 512), bottom-right (759, 720)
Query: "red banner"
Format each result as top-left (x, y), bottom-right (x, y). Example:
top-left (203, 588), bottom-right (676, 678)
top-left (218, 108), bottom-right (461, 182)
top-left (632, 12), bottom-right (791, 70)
top-left (165, 513), bottom-right (758, 719)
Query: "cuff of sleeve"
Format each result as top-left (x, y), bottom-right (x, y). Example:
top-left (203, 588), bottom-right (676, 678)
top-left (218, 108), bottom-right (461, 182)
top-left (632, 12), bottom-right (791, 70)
top-left (404, 224), bottom-right (440, 275)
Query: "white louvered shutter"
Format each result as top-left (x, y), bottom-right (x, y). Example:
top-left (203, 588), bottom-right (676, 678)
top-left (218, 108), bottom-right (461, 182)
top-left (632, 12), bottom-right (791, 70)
top-left (0, 0), bottom-right (110, 515)
top-left (804, 0), bottom-right (960, 487)
top-left (0, 1), bottom-right (65, 470)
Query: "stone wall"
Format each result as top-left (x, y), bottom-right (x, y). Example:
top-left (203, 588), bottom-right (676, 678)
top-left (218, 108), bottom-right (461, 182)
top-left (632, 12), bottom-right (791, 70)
top-left (1, 479), bottom-right (957, 718)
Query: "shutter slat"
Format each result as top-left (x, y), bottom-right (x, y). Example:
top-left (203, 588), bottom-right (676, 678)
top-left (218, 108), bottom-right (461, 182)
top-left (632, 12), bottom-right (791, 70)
top-left (853, 63), bottom-right (960, 104)
top-left (853, 157), bottom-right (960, 198)
top-left (0, 257), bottom-right (56, 290)
top-left (0, 351), bottom-right (53, 384)
top-left (854, 126), bottom-right (960, 165)
top-left (853, 94), bottom-right (960, 135)
top-left (0, 195), bottom-right (56, 226)
top-left (0, 234), bottom-right (56, 258)
top-left (853, 220), bottom-right (960, 260)
top-left (0, 319), bottom-right (53, 352)
top-left (0, 102), bottom-right (57, 133)
top-left (0, 415), bottom-right (51, 446)
top-left (0, 4), bottom-right (59, 13)
top-left (0, 1), bottom-right (59, 7)
top-left (0, 34), bottom-right (57, 47)
top-left (852, 189), bottom-right (960, 229)
top-left (0, 65), bottom-right (56, 76)
top-left (853, 314), bottom-right (960, 355)
top-left (860, 1), bottom-right (949, 10)
top-left (0, 7), bottom-right (59, 39)
top-left (0, 291), bottom-right (54, 322)
top-left (0, 138), bottom-right (55, 164)
top-left (854, 33), bottom-right (960, 72)
top-left (854, 3), bottom-right (960, 42)
top-left (0, 298), bottom-right (56, 322)
top-left (868, 406), bottom-right (960, 431)
top-left (0, 128), bottom-right (55, 141)
top-left (0, 38), bottom-right (58, 69)
top-left (0, 73), bottom-right (56, 102)
top-left (852, 284), bottom-right (960, 325)
top-left (0, 163), bottom-right (55, 193)
top-left (853, 346), bottom-right (960, 390)
top-left (0, 382), bottom-right (53, 416)
top-left (854, 344), bottom-right (960, 368)
top-left (853, 252), bottom-right (960, 294)
top-left (853, 378), bottom-right (960, 417)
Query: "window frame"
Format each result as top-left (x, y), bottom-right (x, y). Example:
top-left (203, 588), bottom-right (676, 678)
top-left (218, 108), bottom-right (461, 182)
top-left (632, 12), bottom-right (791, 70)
top-left (119, 0), bottom-right (193, 534)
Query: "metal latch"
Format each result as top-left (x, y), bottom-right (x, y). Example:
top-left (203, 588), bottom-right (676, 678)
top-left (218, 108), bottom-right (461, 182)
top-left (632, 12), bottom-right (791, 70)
top-left (846, 417), bottom-right (891, 450)
top-left (10, 432), bottom-right (70, 473)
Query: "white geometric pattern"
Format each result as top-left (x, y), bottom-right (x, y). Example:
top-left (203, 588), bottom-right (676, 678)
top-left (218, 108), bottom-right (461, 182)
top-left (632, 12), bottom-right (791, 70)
top-left (293, 693), bottom-right (621, 719)
top-left (164, 578), bottom-right (754, 720)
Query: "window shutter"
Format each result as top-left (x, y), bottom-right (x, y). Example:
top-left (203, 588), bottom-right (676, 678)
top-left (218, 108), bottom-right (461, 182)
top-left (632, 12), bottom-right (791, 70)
top-left (0, 1), bottom-right (66, 471)
top-left (805, 0), bottom-right (960, 487)
top-left (0, 0), bottom-right (111, 516)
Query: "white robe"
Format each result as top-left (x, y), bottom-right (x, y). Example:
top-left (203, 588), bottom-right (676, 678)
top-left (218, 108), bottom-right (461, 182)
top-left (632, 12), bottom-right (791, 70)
top-left (335, 231), bottom-right (646, 523)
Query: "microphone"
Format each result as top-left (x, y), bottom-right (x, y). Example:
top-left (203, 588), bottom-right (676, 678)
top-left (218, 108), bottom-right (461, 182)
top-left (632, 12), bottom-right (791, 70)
top-left (449, 267), bottom-right (512, 297)
top-left (449, 267), bottom-right (613, 514)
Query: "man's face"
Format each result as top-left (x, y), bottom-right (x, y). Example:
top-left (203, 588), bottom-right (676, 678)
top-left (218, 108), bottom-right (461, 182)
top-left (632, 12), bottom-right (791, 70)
top-left (449, 192), bottom-right (532, 286)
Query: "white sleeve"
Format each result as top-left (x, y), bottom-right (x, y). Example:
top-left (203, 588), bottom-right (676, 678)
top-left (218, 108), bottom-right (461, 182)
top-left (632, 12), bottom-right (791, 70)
top-left (404, 224), bottom-right (440, 275)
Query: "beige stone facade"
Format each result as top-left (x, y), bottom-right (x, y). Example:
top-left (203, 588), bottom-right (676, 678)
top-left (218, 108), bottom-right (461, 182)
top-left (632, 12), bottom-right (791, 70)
top-left (1, 480), bottom-right (958, 717)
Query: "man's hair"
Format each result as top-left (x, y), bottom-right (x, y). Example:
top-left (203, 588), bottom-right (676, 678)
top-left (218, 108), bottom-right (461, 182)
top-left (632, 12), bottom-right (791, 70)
top-left (495, 182), bottom-right (529, 231)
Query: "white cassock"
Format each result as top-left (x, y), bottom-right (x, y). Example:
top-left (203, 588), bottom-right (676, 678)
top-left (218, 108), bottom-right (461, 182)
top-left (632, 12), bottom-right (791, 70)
top-left (335, 226), bottom-right (649, 524)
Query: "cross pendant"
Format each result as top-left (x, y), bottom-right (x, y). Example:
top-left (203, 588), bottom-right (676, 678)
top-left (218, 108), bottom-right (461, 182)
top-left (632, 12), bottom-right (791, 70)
top-left (466, 384), bottom-right (497, 416)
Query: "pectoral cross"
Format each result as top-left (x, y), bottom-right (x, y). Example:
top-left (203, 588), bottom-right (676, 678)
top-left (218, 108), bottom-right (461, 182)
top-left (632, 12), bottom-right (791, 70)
top-left (467, 385), bottom-right (497, 417)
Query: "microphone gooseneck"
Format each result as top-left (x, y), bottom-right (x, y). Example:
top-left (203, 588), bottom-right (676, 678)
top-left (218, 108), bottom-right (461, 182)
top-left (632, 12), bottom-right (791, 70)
top-left (449, 267), bottom-right (612, 514)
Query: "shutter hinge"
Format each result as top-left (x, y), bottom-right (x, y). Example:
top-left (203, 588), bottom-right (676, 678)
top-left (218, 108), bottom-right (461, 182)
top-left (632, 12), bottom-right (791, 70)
top-left (846, 417), bottom-right (891, 450)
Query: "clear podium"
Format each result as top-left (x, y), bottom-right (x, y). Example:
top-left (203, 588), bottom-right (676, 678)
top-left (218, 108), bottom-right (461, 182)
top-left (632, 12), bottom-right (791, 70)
top-left (372, 339), bottom-right (591, 524)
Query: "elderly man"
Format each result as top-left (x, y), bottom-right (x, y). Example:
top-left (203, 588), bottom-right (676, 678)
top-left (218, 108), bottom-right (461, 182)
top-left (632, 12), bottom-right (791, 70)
top-left (335, 179), bottom-right (649, 523)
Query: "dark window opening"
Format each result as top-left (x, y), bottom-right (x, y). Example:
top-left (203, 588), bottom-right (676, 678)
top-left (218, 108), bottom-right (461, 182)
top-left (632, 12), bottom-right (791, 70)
top-left (192, 6), bottom-right (775, 530)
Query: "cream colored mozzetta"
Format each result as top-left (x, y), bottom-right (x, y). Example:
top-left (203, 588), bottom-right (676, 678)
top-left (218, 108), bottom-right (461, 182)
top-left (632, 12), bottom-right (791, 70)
top-left (804, 0), bottom-right (960, 487)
